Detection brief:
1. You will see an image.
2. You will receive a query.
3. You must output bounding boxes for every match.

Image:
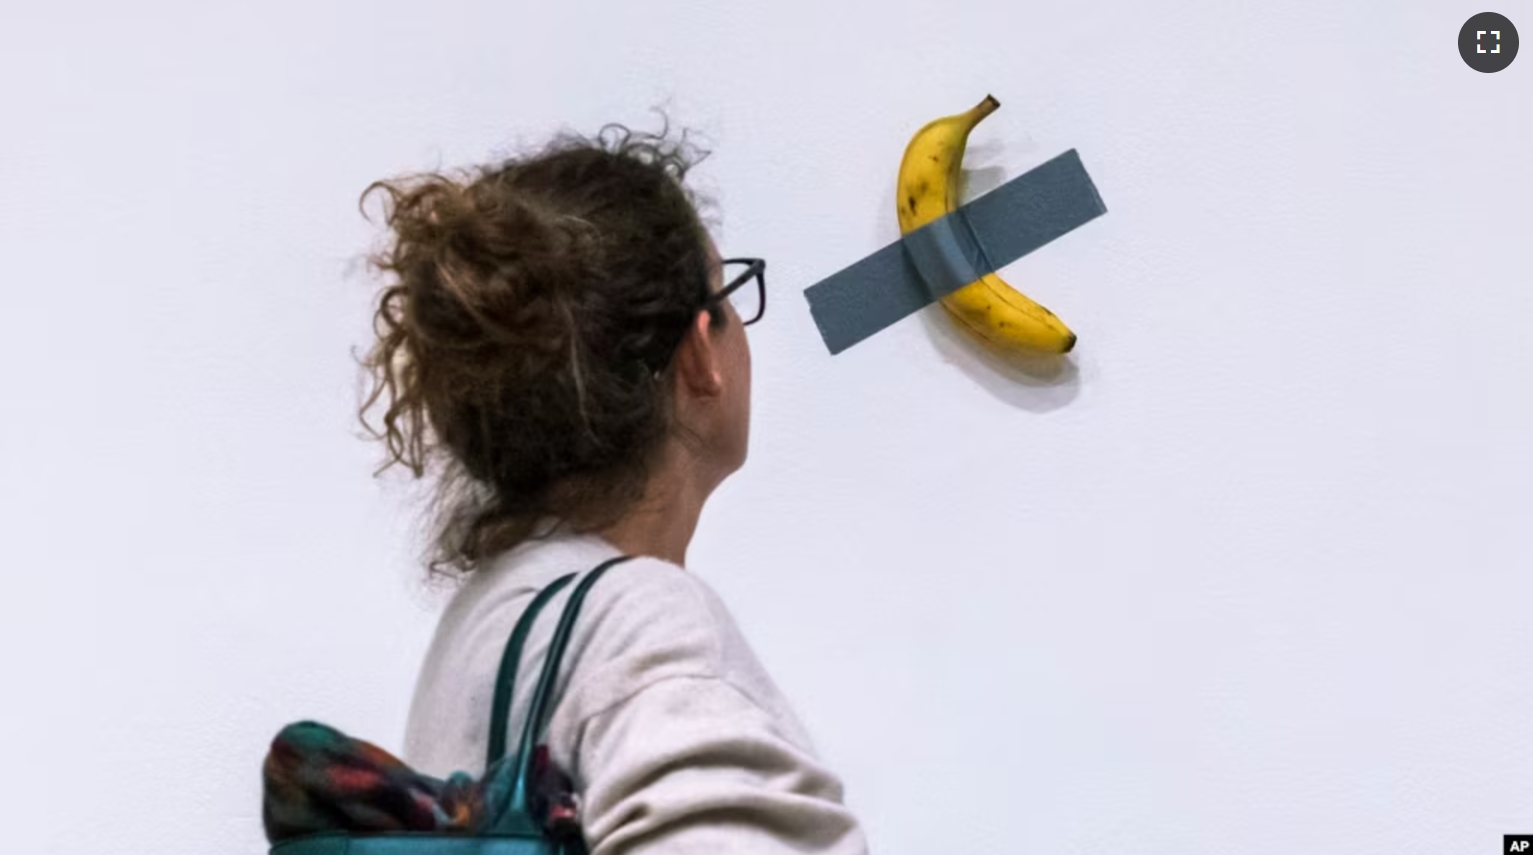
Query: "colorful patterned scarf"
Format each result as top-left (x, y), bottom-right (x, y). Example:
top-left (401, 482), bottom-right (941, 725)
top-left (262, 720), bottom-right (581, 844)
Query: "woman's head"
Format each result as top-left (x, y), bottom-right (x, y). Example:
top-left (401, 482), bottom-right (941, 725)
top-left (357, 121), bottom-right (752, 576)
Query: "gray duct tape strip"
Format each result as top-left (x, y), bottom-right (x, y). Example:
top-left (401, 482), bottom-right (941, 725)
top-left (900, 207), bottom-right (994, 304)
top-left (802, 148), bottom-right (1106, 355)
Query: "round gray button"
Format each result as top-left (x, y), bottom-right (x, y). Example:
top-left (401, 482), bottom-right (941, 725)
top-left (1459, 13), bottom-right (1518, 73)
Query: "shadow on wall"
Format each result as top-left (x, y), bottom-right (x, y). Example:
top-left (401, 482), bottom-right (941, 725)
top-left (872, 138), bottom-right (1082, 414)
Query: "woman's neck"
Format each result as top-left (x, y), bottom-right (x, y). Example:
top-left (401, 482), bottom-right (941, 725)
top-left (595, 442), bottom-right (715, 567)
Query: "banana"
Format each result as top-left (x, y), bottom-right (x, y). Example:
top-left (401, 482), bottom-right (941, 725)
top-left (897, 94), bottom-right (1077, 355)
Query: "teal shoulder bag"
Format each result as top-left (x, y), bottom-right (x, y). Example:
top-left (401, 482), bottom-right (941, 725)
top-left (270, 554), bottom-right (636, 855)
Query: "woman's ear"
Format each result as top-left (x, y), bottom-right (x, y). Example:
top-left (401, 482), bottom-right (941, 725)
top-left (673, 310), bottom-right (724, 399)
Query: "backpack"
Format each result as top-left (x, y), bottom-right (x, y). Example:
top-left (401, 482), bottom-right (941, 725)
top-left (267, 554), bottom-right (635, 854)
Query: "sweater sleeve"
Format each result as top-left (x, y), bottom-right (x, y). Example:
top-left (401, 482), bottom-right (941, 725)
top-left (573, 675), bottom-right (869, 855)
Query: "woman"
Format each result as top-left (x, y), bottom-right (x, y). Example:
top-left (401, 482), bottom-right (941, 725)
top-left (356, 122), bottom-right (870, 855)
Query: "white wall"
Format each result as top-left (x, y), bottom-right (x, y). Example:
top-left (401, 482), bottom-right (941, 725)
top-left (3, 1), bottom-right (1529, 852)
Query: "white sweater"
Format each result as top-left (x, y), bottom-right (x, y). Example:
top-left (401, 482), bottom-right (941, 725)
top-left (401, 525), bottom-right (870, 855)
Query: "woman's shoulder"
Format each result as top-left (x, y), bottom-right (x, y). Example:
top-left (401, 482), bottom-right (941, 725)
top-left (560, 553), bottom-right (777, 722)
top-left (576, 554), bottom-right (730, 671)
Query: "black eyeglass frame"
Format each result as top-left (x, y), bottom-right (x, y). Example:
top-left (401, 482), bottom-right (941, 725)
top-left (646, 257), bottom-right (767, 377)
top-left (705, 257), bottom-right (767, 326)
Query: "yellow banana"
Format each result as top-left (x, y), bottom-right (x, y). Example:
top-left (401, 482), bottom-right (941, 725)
top-left (897, 94), bottom-right (1077, 355)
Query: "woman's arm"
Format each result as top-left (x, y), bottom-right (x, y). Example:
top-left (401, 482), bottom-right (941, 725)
top-left (574, 674), bottom-right (869, 855)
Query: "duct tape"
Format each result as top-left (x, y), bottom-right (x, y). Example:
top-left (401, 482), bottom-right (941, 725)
top-left (802, 148), bottom-right (1107, 355)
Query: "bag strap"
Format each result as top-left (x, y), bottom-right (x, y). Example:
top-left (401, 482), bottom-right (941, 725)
top-left (491, 554), bottom-right (635, 834)
top-left (486, 572), bottom-right (578, 769)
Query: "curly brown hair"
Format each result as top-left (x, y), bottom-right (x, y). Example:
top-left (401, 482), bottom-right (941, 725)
top-left (355, 120), bottom-right (723, 578)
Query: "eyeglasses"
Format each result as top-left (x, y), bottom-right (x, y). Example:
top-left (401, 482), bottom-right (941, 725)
top-left (646, 257), bottom-right (767, 377)
top-left (704, 257), bottom-right (766, 326)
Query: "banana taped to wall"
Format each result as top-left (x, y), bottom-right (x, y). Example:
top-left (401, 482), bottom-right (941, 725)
top-left (899, 95), bottom-right (1076, 356)
top-left (802, 95), bottom-right (1107, 357)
